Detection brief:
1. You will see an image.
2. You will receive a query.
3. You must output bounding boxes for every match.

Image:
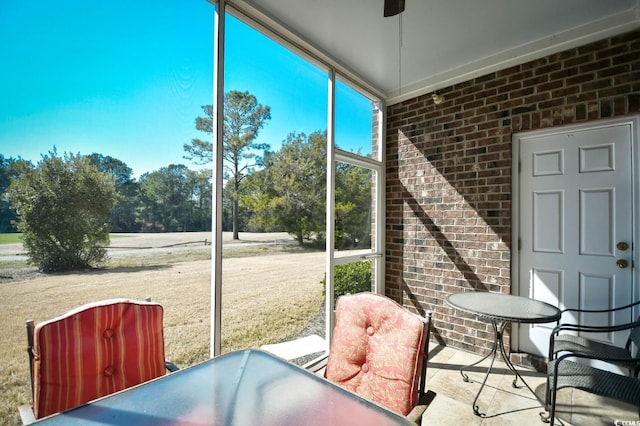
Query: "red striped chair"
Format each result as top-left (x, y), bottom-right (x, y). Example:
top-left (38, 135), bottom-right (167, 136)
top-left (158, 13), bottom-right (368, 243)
top-left (19, 298), bottom-right (178, 423)
top-left (324, 292), bottom-right (432, 422)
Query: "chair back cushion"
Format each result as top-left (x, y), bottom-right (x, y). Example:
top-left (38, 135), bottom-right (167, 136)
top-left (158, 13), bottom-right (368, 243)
top-left (324, 292), bottom-right (429, 415)
top-left (32, 299), bottom-right (167, 418)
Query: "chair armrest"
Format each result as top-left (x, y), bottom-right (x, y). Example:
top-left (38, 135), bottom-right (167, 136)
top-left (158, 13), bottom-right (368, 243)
top-left (165, 360), bottom-right (180, 372)
top-left (560, 299), bottom-right (640, 316)
top-left (552, 319), bottom-right (640, 336)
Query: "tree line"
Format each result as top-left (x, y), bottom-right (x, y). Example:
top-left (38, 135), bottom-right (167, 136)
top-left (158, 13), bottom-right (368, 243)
top-left (0, 153), bottom-right (213, 234)
top-left (0, 133), bottom-right (371, 243)
top-left (0, 90), bottom-right (372, 271)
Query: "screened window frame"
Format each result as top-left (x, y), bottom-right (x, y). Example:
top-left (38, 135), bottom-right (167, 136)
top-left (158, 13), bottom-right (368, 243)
top-left (210, 0), bottom-right (386, 357)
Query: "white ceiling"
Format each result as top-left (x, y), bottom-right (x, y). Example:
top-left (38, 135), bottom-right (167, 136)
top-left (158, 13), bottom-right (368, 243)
top-left (229, 0), bottom-right (639, 104)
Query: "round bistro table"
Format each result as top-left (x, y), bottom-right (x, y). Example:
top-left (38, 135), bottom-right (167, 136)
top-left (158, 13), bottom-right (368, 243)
top-left (446, 291), bottom-right (561, 417)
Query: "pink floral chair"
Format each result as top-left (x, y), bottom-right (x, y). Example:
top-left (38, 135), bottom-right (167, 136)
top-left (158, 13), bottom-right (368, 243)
top-left (19, 298), bottom-right (178, 423)
top-left (324, 292), bottom-right (432, 422)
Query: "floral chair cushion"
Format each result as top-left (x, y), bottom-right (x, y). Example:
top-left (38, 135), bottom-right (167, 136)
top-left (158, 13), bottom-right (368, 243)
top-left (32, 299), bottom-right (167, 419)
top-left (324, 292), bottom-right (429, 415)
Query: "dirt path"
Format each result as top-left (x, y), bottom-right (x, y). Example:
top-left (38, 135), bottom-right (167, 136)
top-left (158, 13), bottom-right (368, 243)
top-left (0, 232), bottom-right (296, 261)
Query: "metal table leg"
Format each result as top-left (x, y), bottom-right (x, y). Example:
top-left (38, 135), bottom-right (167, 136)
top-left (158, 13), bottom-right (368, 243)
top-left (495, 321), bottom-right (537, 396)
top-left (460, 319), bottom-right (537, 417)
top-left (459, 319), bottom-right (501, 416)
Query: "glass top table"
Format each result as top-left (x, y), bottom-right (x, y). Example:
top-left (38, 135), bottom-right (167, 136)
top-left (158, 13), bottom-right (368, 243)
top-left (446, 291), bottom-right (561, 417)
top-left (447, 291), bottom-right (562, 324)
top-left (35, 349), bottom-right (412, 425)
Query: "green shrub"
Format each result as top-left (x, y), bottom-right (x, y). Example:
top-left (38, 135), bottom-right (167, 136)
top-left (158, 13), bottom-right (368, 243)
top-left (322, 260), bottom-right (372, 302)
top-left (7, 152), bottom-right (117, 272)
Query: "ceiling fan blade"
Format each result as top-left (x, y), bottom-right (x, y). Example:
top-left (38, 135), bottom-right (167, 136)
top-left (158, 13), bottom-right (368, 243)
top-left (384, 0), bottom-right (405, 17)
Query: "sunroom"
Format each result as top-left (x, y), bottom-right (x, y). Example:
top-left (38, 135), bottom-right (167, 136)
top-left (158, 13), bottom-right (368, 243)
top-left (5, 0), bottom-right (640, 424)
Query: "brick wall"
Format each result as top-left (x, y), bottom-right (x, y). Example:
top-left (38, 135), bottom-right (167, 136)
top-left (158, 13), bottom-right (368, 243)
top-left (385, 30), bottom-right (640, 354)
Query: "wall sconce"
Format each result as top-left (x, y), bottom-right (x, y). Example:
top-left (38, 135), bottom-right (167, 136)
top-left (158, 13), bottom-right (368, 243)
top-left (432, 92), bottom-right (444, 105)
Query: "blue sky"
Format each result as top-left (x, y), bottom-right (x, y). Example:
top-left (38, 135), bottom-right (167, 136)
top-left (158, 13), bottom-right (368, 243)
top-left (0, 0), bottom-right (372, 178)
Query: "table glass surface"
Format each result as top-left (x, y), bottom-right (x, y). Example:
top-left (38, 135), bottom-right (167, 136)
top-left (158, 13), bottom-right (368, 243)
top-left (35, 349), bottom-right (411, 426)
top-left (446, 292), bottom-right (561, 324)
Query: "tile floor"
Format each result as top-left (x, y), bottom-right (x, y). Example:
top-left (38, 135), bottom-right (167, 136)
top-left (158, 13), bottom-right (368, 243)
top-left (422, 344), bottom-right (639, 426)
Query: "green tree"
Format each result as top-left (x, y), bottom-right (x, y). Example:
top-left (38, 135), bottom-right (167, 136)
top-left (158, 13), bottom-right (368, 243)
top-left (86, 153), bottom-right (140, 232)
top-left (184, 90), bottom-right (271, 240)
top-left (138, 165), bottom-right (187, 232)
top-left (137, 164), bottom-right (211, 232)
top-left (243, 132), bottom-right (373, 248)
top-left (7, 152), bottom-right (117, 272)
top-left (222, 179), bottom-right (249, 232)
top-left (242, 131), bottom-right (326, 245)
top-left (187, 168), bottom-right (213, 232)
top-left (183, 105), bottom-right (214, 163)
top-left (335, 161), bottom-right (372, 248)
top-left (0, 155), bottom-right (34, 232)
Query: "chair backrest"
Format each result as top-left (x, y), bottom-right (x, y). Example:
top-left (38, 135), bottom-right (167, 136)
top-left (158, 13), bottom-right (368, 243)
top-left (29, 299), bottom-right (168, 419)
top-left (324, 292), bottom-right (431, 416)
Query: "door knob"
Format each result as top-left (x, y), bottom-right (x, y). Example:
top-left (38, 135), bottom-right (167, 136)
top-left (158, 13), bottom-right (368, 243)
top-left (616, 259), bottom-right (629, 269)
top-left (617, 242), bottom-right (629, 251)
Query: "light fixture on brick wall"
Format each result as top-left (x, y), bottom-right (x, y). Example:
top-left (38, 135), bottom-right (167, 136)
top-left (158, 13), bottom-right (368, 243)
top-left (432, 92), bottom-right (444, 105)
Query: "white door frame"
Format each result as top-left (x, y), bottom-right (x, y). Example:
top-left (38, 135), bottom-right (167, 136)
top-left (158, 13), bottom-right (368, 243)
top-left (511, 115), bottom-right (640, 353)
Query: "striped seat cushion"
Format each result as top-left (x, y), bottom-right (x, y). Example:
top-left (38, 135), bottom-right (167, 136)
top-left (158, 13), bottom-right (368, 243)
top-left (32, 299), bottom-right (167, 419)
top-left (324, 292), bottom-right (429, 415)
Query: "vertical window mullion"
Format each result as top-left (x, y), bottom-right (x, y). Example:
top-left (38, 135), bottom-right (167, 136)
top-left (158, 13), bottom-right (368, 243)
top-left (375, 102), bottom-right (385, 294)
top-left (325, 69), bottom-right (336, 345)
top-left (211, 0), bottom-right (225, 358)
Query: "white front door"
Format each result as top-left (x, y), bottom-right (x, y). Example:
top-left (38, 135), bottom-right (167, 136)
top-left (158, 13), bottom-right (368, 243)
top-left (516, 118), bottom-right (638, 357)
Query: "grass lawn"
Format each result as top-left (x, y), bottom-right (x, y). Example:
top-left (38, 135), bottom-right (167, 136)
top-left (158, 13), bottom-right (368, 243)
top-left (0, 234), bottom-right (22, 244)
top-left (0, 244), bottom-right (324, 425)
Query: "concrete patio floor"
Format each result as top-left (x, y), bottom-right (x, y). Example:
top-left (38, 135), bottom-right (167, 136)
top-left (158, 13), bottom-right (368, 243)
top-left (422, 344), bottom-right (639, 426)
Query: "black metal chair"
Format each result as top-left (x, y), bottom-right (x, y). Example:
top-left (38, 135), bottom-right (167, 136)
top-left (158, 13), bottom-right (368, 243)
top-left (543, 345), bottom-right (640, 425)
top-left (548, 317), bottom-right (640, 377)
top-left (541, 300), bottom-right (640, 425)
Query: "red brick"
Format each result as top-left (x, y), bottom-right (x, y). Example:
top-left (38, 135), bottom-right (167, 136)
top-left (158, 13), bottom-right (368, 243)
top-left (385, 29), bottom-right (638, 355)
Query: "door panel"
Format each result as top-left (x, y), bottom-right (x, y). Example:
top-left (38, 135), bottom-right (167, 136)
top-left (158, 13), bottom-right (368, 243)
top-left (579, 273), bottom-right (616, 342)
top-left (533, 191), bottom-right (563, 253)
top-left (518, 121), bottom-right (634, 356)
top-left (580, 189), bottom-right (613, 256)
top-left (531, 268), bottom-right (563, 307)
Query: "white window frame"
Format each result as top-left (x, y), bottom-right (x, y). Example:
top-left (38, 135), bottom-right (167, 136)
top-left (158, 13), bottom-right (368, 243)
top-left (210, 0), bottom-right (386, 356)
